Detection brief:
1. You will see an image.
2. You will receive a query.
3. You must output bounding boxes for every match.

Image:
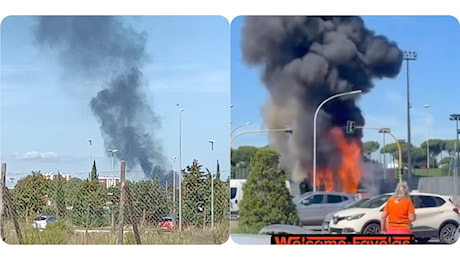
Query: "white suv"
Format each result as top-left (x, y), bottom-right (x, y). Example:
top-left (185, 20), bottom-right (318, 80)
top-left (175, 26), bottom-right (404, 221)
top-left (326, 192), bottom-right (460, 244)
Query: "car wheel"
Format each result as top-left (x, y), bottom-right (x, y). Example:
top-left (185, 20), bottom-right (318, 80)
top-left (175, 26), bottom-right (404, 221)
top-left (439, 223), bottom-right (458, 244)
top-left (415, 237), bottom-right (430, 244)
top-left (362, 223), bottom-right (380, 234)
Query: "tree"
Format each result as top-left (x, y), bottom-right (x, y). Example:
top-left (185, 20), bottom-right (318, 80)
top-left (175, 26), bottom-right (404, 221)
top-left (363, 141), bottom-right (380, 159)
top-left (231, 146), bottom-right (260, 179)
top-left (12, 171), bottom-right (52, 221)
top-left (182, 159), bottom-right (209, 226)
top-left (420, 139), bottom-right (444, 158)
top-left (127, 178), bottom-right (170, 225)
top-left (411, 147), bottom-right (428, 168)
top-left (90, 160), bottom-right (98, 181)
top-left (71, 179), bottom-right (108, 227)
top-left (216, 160), bottom-right (221, 180)
top-left (53, 172), bottom-right (67, 219)
top-left (239, 147), bottom-right (299, 232)
top-left (444, 140), bottom-right (458, 157)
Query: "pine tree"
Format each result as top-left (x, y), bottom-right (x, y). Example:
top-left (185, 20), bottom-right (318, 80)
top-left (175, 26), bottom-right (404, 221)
top-left (90, 160), bottom-right (98, 181)
top-left (216, 160), bottom-right (221, 180)
top-left (54, 171), bottom-right (67, 219)
top-left (239, 147), bottom-right (300, 232)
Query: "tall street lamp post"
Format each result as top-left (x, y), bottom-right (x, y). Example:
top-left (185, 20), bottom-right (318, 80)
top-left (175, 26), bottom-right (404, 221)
top-left (449, 114), bottom-right (460, 198)
top-left (108, 149), bottom-right (118, 177)
top-left (403, 50), bottom-right (417, 186)
top-left (378, 128), bottom-right (389, 181)
top-left (424, 104), bottom-right (431, 174)
top-left (208, 140), bottom-right (216, 229)
top-left (170, 156), bottom-right (176, 214)
top-left (177, 104), bottom-right (185, 232)
top-left (88, 139), bottom-right (93, 167)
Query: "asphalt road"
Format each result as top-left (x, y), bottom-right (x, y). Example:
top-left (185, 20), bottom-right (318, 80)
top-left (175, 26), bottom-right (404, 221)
top-left (231, 220), bottom-right (444, 244)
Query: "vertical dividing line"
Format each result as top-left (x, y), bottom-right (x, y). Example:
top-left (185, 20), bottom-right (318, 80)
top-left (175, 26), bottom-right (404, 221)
top-left (0, 163), bottom-right (6, 242)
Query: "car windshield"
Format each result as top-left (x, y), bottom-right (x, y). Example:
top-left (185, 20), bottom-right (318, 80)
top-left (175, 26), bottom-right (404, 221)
top-left (344, 198), bottom-right (370, 209)
top-left (357, 194), bottom-right (391, 208)
top-left (230, 187), bottom-right (237, 199)
top-left (34, 216), bottom-right (46, 221)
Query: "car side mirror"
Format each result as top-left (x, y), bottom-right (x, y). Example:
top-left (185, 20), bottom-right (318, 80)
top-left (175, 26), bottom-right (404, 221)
top-left (302, 200), bottom-right (311, 206)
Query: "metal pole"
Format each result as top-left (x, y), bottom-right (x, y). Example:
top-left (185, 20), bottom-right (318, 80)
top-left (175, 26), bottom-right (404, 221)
top-left (406, 59), bottom-right (413, 181)
top-left (170, 156), bottom-right (176, 215)
top-left (178, 105), bottom-right (184, 232)
top-left (88, 139), bottom-right (93, 167)
top-left (449, 114), bottom-right (460, 198)
top-left (117, 161), bottom-right (126, 244)
top-left (403, 51), bottom-right (417, 186)
top-left (313, 90), bottom-right (362, 192)
top-left (208, 140), bottom-right (216, 229)
top-left (111, 153), bottom-right (114, 177)
top-left (424, 104), bottom-right (431, 175)
top-left (455, 119), bottom-right (459, 198)
top-left (383, 132), bottom-right (386, 181)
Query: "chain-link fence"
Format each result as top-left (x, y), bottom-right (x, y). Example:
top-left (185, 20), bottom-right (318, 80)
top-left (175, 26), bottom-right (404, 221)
top-left (0, 161), bottom-right (230, 244)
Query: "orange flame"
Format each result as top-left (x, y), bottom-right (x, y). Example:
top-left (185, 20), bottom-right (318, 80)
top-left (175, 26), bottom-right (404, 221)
top-left (309, 127), bottom-right (362, 193)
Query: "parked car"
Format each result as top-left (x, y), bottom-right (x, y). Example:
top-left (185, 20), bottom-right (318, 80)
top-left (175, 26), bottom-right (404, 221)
top-left (327, 192), bottom-right (460, 244)
top-left (293, 191), bottom-right (356, 227)
top-left (158, 216), bottom-right (189, 231)
top-left (322, 197), bottom-right (371, 232)
top-left (33, 215), bottom-right (57, 230)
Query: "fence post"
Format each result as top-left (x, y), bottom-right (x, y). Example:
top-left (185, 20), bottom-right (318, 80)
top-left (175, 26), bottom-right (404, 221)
top-left (117, 161), bottom-right (126, 245)
top-left (4, 185), bottom-right (22, 243)
top-left (1, 163), bottom-right (6, 241)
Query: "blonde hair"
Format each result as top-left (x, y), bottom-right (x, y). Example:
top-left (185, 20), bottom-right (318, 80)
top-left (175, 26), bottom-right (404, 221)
top-left (394, 181), bottom-right (410, 199)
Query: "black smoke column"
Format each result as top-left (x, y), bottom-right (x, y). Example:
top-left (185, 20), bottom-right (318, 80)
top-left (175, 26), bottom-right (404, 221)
top-left (34, 16), bottom-right (165, 178)
top-left (241, 16), bottom-right (403, 187)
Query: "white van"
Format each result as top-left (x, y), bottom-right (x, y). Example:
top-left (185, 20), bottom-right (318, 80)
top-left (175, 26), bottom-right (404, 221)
top-left (230, 179), bottom-right (292, 219)
top-left (230, 179), bottom-right (246, 219)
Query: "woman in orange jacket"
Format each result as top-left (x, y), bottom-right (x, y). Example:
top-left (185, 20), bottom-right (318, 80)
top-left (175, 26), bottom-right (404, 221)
top-left (381, 181), bottom-right (416, 234)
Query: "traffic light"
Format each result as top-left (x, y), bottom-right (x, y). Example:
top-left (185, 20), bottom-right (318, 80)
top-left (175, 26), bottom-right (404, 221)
top-left (346, 120), bottom-right (355, 134)
top-left (395, 169), bottom-right (405, 180)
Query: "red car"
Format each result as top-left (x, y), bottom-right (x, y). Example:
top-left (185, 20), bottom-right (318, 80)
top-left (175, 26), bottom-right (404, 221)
top-left (158, 216), bottom-right (189, 231)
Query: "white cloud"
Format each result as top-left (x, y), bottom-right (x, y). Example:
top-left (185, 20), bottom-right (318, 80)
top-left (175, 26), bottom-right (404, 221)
top-left (15, 151), bottom-right (59, 161)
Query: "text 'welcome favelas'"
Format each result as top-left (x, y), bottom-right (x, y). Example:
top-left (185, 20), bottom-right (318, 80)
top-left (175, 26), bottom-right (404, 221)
top-left (271, 235), bottom-right (416, 245)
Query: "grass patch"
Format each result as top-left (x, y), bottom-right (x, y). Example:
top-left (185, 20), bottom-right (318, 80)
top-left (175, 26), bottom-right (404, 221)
top-left (3, 220), bottom-right (229, 245)
top-left (413, 168), bottom-right (445, 177)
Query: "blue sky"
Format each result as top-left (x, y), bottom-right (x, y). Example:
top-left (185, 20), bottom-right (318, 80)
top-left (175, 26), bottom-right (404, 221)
top-left (1, 16), bottom-right (230, 186)
top-left (231, 15), bottom-right (460, 165)
top-left (1, 15), bottom-right (459, 187)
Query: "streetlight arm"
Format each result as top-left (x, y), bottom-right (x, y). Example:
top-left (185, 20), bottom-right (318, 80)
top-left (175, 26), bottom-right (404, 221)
top-left (230, 128), bottom-right (293, 147)
top-left (231, 122), bottom-right (253, 136)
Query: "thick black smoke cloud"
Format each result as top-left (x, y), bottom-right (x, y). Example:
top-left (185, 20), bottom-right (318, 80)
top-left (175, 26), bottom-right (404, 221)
top-left (241, 16), bottom-right (403, 184)
top-left (34, 16), bottom-right (166, 178)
